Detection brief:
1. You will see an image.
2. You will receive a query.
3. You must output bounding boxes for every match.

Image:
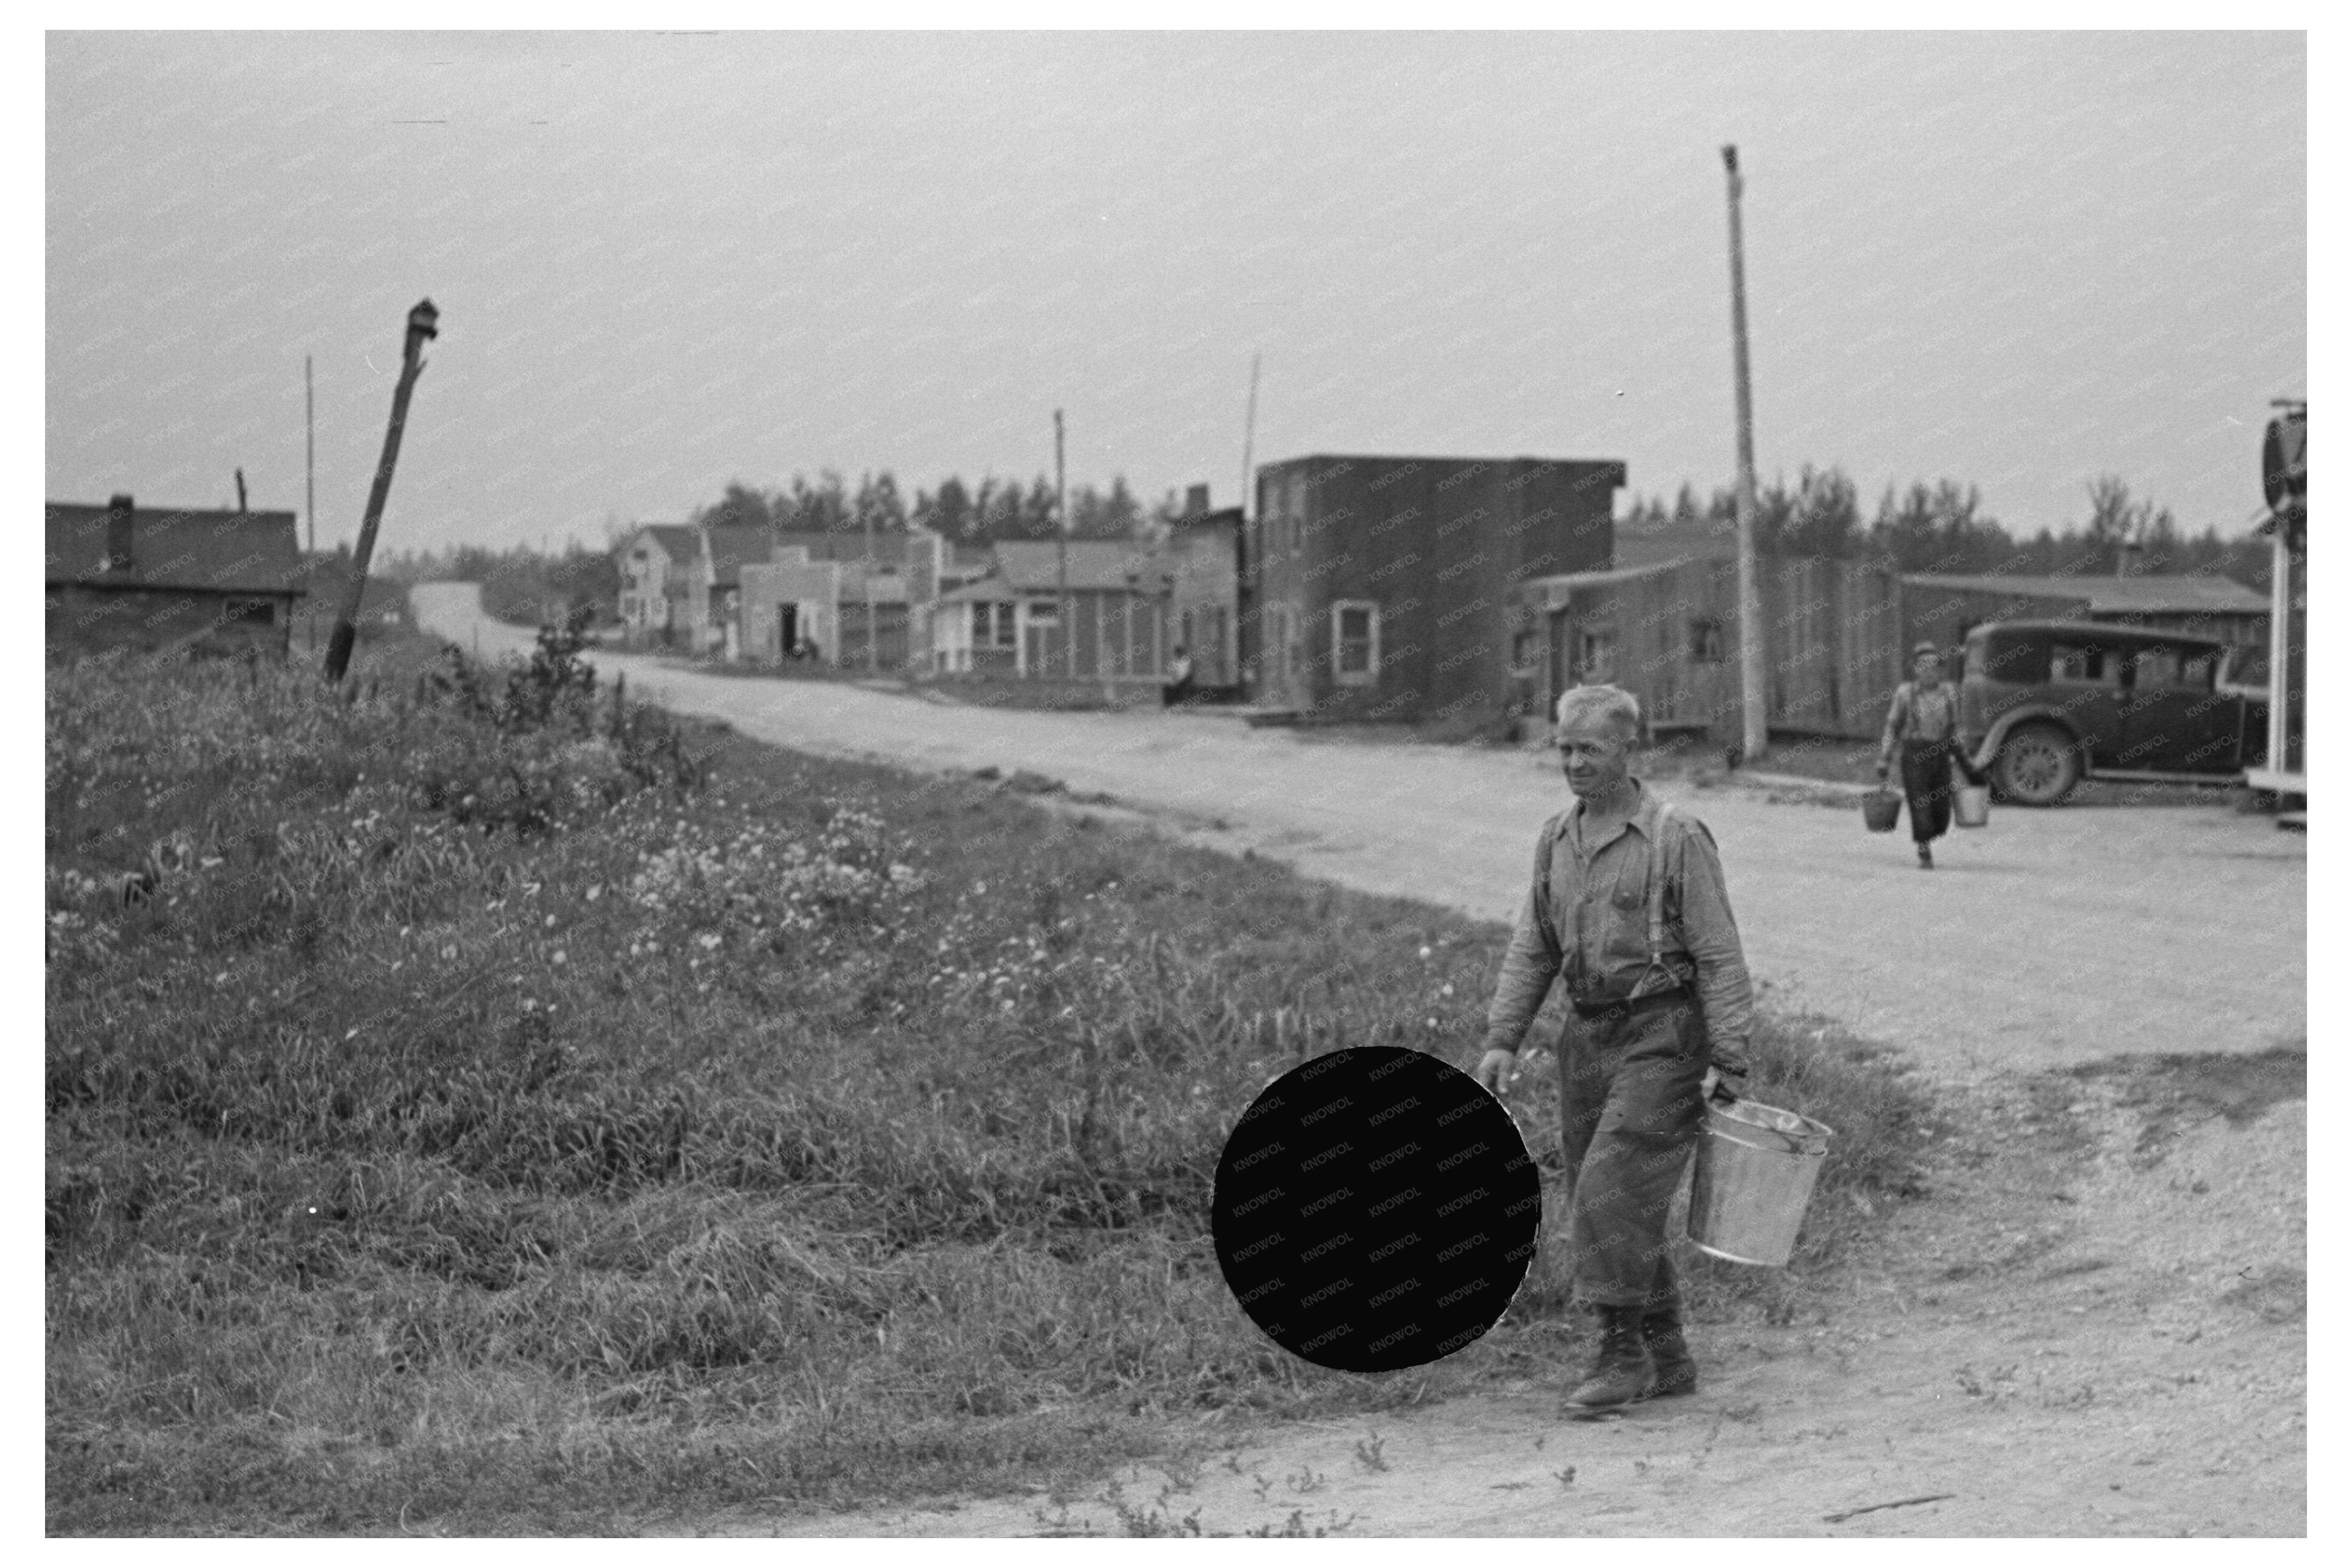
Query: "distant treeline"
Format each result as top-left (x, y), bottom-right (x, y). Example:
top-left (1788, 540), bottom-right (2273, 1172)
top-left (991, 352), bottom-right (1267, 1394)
top-left (688, 471), bottom-right (1177, 545)
top-left (1625, 469), bottom-right (2272, 588)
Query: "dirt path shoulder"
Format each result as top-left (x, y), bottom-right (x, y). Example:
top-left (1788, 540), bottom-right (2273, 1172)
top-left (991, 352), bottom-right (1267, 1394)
top-left (699, 1066), bottom-right (2306, 1538)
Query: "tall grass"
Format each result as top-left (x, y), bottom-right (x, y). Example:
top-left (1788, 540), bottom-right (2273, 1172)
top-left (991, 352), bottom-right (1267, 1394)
top-left (46, 631), bottom-right (1933, 1533)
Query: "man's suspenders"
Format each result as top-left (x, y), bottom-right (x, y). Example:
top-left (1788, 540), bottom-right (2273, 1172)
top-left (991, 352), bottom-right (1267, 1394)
top-left (1531, 800), bottom-right (1679, 998)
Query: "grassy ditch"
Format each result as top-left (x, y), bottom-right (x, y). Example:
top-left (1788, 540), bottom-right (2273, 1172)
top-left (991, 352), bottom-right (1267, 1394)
top-left (46, 629), bottom-right (1934, 1535)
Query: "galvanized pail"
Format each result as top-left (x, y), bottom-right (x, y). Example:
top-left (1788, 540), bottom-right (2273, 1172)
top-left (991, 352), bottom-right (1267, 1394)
top-left (1955, 784), bottom-right (1990, 828)
top-left (1862, 792), bottom-right (1900, 833)
top-left (1688, 1099), bottom-right (1833, 1267)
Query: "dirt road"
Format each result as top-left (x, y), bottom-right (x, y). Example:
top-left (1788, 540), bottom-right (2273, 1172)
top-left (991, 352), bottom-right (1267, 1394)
top-left (414, 589), bottom-right (2305, 1083)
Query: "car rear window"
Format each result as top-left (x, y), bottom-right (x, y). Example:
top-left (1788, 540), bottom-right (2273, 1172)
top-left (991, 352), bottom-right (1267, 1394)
top-left (1973, 631), bottom-right (2049, 684)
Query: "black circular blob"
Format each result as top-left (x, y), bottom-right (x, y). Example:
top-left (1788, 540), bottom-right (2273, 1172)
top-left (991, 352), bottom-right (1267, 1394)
top-left (1211, 1046), bottom-right (1543, 1373)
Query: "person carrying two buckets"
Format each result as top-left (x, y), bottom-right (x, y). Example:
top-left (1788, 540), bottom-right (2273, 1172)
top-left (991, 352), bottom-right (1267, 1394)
top-left (1475, 684), bottom-right (1839, 1419)
top-left (1874, 640), bottom-right (1989, 869)
top-left (1474, 684), bottom-right (1759, 1416)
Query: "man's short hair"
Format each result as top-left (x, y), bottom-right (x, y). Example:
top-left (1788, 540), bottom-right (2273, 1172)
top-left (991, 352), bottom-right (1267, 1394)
top-left (1554, 684), bottom-right (1641, 739)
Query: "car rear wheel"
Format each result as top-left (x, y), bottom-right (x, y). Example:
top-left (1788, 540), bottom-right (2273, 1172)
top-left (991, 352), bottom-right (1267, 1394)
top-left (1993, 722), bottom-right (2081, 807)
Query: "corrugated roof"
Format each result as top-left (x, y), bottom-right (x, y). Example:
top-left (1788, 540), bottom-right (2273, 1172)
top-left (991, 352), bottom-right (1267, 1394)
top-left (1524, 559), bottom-right (1689, 592)
top-left (46, 502), bottom-right (304, 594)
top-left (1903, 572), bottom-right (2266, 615)
top-left (991, 539), bottom-right (1174, 592)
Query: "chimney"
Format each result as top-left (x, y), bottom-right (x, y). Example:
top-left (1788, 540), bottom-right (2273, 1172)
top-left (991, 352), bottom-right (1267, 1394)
top-left (1185, 483), bottom-right (1211, 519)
top-left (105, 493), bottom-right (135, 575)
top-left (2116, 541), bottom-right (2145, 579)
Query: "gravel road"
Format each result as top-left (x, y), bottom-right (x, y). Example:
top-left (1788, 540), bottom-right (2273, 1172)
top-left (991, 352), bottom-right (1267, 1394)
top-left (415, 587), bottom-right (2306, 1083)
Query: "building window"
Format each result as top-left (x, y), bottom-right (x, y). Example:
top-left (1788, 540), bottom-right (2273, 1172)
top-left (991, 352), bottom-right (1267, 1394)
top-left (969, 601), bottom-right (1020, 648)
top-left (1688, 618), bottom-right (1724, 664)
top-left (1332, 600), bottom-right (1380, 684)
top-left (223, 598), bottom-right (276, 626)
top-left (1579, 627), bottom-right (1617, 684)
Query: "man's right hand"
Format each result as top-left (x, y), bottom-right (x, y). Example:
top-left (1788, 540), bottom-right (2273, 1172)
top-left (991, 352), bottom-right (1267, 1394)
top-left (1472, 1048), bottom-right (1519, 1096)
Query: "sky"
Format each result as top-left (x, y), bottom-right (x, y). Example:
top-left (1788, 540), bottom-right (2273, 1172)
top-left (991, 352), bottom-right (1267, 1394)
top-left (45, 29), bottom-right (2305, 556)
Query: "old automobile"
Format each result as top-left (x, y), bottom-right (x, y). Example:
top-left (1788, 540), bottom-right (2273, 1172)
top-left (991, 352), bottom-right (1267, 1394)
top-left (1961, 620), bottom-right (2269, 806)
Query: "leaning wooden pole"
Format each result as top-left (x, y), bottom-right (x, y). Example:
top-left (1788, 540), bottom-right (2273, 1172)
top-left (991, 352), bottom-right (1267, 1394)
top-left (324, 298), bottom-right (438, 684)
top-left (1721, 145), bottom-right (1768, 765)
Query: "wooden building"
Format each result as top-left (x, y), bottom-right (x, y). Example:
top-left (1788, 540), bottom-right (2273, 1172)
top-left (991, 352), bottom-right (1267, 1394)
top-left (1167, 495), bottom-right (1243, 691)
top-left (927, 539), bottom-right (1178, 683)
top-left (1246, 455), bottom-right (1620, 721)
top-left (1901, 572), bottom-right (2270, 651)
top-left (1515, 555), bottom-right (1909, 743)
top-left (615, 524), bottom-right (700, 648)
top-left (46, 494), bottom-right (304, 657)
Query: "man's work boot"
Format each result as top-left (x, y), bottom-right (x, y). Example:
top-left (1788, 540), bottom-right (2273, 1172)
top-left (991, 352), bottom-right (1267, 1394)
top-left (1916, 844), bottom-right (1934, 870)
top-left (1561, 1305), bottom-right (1654, 1415)
top-left (1638, 1307), bottom-right (1698, 1399)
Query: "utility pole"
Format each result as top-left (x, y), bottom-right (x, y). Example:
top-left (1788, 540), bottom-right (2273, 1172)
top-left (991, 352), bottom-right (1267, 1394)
top-left (1239, 351), bottom-right (1261, 520)
top-left (306, 354), bottom-right (316, 651)
top-left (1055, 408), bottom-right (1071, 678)
top-left (324, 298), bottom-right (438, 684)
top-left (863, 478), bottom-right (877, 675)
top-left (1721, 144), bottom-right (1768, 766)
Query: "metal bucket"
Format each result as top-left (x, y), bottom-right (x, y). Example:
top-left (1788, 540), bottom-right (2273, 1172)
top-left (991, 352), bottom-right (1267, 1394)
top-left (1955, 784), bottom-right (1990, 828)
top-left (1862, 791), bottom-right (1900, 833)
top-left (1688, 1099), bottom-right (1833, 1267)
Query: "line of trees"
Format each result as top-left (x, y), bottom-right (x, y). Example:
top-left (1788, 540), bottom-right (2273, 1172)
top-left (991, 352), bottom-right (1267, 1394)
top-left (687, 470), bottom-right (1180, 545)
top-left (1620, 469), bottom-right (2272, 588)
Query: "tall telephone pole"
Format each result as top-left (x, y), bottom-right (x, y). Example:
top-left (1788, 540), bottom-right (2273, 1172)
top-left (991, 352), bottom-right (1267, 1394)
top-left (1722, 145), bottom-right (1768, 766)
top-left (1055, 408), bottom-right (1071, 677)
top-left (1239, 352), bottom-right (1261, 519)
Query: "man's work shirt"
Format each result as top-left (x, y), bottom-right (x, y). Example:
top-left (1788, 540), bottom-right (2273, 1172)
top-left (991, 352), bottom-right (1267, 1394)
top-left (1881, 680), bottom-right (1962, 747)
top-left (1481, 780), bottom-right (1754, 1073)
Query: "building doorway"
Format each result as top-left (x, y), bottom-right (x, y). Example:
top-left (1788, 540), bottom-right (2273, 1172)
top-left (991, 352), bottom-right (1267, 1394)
top-left (778, 603), bottom-right (799, 659)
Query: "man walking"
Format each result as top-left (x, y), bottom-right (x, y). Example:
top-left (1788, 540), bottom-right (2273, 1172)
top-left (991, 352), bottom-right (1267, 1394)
top-left (1877, 640), bottom-right (1978, 869)
top-left (1474, 685), bottom-right (1756, 1414)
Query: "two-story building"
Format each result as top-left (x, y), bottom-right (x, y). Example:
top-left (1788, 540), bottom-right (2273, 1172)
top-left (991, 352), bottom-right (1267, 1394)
top-left (615, 524), bottom-right (701, 648)
top-left (1245, 455), bottom-right (1621, 722)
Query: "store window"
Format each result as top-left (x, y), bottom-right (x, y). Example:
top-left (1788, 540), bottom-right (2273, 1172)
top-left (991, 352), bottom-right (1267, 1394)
top-left (1333, 600), bottom-right (1380, 684)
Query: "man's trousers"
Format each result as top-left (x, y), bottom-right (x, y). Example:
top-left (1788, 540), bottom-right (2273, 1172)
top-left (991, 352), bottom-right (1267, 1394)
top-left (1899, 738), bottom-right (1962, 844)
top-left (1556, 990), bottom-right (1710, 1309)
